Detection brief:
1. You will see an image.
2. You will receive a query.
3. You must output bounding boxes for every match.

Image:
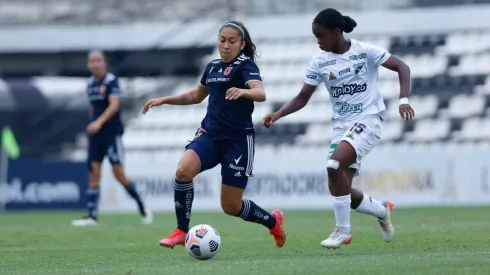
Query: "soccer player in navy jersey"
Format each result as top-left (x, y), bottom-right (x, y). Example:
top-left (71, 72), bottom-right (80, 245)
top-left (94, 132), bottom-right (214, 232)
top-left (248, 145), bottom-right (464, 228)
top-left (72, 51), bottom-right (153, 226)
top-left (142, 21), bottom-right (286, 248)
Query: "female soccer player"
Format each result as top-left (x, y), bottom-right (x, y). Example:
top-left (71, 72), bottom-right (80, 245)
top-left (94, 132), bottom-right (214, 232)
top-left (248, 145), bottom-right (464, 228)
top-left (263, 8), bottom-right (414, 249)
top-left (142, 21), bottom-right (286, 248)
top-left (71, 51), bottom-right (153, 226)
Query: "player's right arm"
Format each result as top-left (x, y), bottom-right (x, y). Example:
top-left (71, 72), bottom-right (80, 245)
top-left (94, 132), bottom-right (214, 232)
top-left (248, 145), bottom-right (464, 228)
top-left (263, 58), bottom-right (321, 127)
top-left (142, 84), bottom-right (209, 114)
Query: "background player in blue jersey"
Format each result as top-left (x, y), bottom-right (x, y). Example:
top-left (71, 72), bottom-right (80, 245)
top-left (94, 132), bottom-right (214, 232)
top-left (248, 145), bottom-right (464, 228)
top-left (72, 51), bottom-right (153, 226)
top-left (142, 21), bottom-right (286, 248)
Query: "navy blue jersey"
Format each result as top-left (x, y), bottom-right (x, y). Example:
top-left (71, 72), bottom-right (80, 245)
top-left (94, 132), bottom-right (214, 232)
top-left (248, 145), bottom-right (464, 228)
top-left (199, 53), bottom-right (262, 140)
top-left (87, 73), bottom-right (124, 134)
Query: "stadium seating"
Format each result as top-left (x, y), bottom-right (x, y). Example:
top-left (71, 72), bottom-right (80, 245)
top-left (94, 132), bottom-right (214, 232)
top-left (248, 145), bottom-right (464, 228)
top-left (5, 0), bottom-right (490, 26)
top-left (4, 1), bottom-right (489, 160)
top-left (115, 28), bottom-right (489, 155)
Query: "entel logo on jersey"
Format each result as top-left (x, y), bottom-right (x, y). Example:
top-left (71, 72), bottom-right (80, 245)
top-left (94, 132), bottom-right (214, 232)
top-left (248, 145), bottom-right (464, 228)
top-left (319, 60), bottom-right (336, 68)
top-left (330, 83), bottom-right (367, 98)
top-left (306, 74), bottom-right (317, 80)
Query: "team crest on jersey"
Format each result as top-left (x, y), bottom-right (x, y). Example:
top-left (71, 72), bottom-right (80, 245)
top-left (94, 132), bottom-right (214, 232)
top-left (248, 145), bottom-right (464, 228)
top-left (354, 62), bottom-right (367, 76)
top-left (224, 67), bottom-right (233, 76)
top-left (98, 86), bottom-right (106, 94)
top-left (329, 72), bottom-right (337, 80)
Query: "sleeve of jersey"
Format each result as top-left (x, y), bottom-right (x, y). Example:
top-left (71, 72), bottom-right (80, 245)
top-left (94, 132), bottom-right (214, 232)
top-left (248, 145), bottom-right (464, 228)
top-left (366, 43), bottom-right (391, 67)
top-left (200, 63), bottom-right (210, 87)
top-left (108, 78), bottom-right (121, 97)
top-left (304, 59), bottom-right (322, 86)
top-left (240, 60), bottom-right (262, 87)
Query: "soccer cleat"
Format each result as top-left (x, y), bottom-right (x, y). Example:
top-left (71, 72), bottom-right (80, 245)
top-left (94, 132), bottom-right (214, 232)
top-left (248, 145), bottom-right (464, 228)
top-left (320, 228), bottom-right (352, 249)
top-left (269, 210), bottom-right (286, 247)
top-left (141, 205), bottom-right (153, 225)
top-left (71, 217), bottom-right (98, 227)
top-left (378, 201), bottom-right (394, 242)
top-left (159, 229), bottom-right (186, 248)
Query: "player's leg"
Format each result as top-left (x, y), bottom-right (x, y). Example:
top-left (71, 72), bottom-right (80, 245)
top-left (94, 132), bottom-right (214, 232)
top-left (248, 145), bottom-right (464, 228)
top-left (322, 140), bottom-right (356, 248)
top-left (328, 169), bottom-right (393, 241)
top-left (107, 134), bottom-right (152, 224)
top-left (352, 187), bottom-right (394, 242)
top-left (72, 136), bottom-right (104, 226)
top-left (160, 128), bottom-right (218, 248)
top-left (111, 164), bottom-right (152, 224)
top-left (219, 134), bottom-right (286, 247)
top-left (322, 116), bottom-right (383, 248)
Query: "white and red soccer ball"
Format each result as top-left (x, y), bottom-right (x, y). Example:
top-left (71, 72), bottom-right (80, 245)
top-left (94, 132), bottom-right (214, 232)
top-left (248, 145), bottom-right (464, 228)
top-left (185, 224), bottom-right (221, 260)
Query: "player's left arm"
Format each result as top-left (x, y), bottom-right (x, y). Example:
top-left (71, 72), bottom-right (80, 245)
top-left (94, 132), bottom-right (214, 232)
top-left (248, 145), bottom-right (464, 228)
top-left (381, 56), bottom-right (411, 101)
top-left (381, 56), bottom-right (414, 121)
top-left (94, 80), bottom-right (121, 126)
top-left (366, 42), bottom-right (414, 121)
top-left (226, 60), bottom-right (266, 102)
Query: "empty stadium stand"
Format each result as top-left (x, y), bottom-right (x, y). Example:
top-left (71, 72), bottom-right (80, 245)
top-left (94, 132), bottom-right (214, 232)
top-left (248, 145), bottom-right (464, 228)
top-left (2, 0), bottom-right (490, 25)
top-left (1, 1), bottom-right (489, 162)
top-left (120, 29), bottom-right (490, 155)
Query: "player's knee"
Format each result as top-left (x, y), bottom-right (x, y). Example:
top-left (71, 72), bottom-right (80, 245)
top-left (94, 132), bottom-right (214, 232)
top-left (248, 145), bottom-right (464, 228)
top-left (326, 159), bottom-right (342, 178)
top-left (220, 199), bottom-right (241, 216)
top-left (175, 166), bottom-right (195, 183)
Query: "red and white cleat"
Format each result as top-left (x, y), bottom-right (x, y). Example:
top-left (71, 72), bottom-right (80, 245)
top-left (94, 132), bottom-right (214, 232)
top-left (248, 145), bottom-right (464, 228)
top-left (159, 229), bottom-right (186, 249)
top-left (269, 210), bottom-right (286, 248)
top-left (320, 228), bottom-right (352, 250)
top-left (378, 201), bottom-right (394, 242)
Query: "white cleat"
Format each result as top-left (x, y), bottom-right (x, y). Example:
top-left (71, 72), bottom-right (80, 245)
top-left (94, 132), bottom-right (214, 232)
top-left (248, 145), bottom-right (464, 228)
top-left (320, 228), bottom-right (352, 250)
top-left (71, 217), bottom-right (98, 227)
top-left (378, 201), bottom-right (394, 242)
top-left (142, 205), bottom-right (153, 225)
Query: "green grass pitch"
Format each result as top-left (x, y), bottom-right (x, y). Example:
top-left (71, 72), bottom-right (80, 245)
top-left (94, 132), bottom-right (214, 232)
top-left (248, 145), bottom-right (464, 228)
top-left (0, 207), bottom-right (489, 275)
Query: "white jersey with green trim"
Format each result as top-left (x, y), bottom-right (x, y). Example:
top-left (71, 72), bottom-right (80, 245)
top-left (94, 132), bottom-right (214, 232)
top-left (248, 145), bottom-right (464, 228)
top-left (304, 39), bottom-right (390, 122)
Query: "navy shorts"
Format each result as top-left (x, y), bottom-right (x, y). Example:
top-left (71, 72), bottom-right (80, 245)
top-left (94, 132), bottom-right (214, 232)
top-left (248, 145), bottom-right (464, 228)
top-left (88, 132), bottom-right (125, 168)
top-left (186, 128), bottom-right (255, 189)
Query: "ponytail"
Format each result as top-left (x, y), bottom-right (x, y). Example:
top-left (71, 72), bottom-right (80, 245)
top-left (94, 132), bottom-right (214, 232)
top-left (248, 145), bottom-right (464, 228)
top-left (313, 8), bottom-right (357, 34)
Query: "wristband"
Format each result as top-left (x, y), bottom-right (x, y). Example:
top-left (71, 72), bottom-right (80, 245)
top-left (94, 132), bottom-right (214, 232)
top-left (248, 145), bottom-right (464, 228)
top-left (399, 97), bottom-right (409, 105)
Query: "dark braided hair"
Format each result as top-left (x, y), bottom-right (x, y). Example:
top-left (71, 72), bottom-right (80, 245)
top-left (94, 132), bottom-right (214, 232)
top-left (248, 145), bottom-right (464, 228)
top-left (313, 8), bottom-right (357, 33)
top-left (219, 21), bottom-right (257, 61)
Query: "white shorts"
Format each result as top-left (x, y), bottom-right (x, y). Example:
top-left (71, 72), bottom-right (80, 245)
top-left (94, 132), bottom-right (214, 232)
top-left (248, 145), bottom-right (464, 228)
top-left (327, 115), bottom-right (382, 175)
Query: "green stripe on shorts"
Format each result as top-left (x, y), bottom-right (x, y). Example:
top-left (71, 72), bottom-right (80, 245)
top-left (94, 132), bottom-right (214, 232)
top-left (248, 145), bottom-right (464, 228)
top-left (328, 144), bottom-right (338, 156)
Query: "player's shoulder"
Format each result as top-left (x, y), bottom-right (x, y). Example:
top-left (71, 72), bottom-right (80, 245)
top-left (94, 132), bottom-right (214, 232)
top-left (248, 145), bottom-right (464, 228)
top-left (206, 58), bottom-right (222, 67)
top-left (103, 72), bottom-right (118, 84)
top-left (233, 53), bottom-right (256, 67)
top-left (87, 76), bottom-right (95, 85)
top-left (310, 51), bottom-right (336, 68)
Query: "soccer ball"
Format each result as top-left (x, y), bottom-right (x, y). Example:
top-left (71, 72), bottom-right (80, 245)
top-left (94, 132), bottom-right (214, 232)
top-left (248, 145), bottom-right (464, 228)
top-left (185, 224), bottom-right (221, 260)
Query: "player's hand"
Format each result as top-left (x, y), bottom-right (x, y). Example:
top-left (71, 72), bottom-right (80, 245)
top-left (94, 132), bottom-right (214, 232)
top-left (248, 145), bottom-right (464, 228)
top-left (262, 112), bottom-right (281, 128)
top-left (225, 88), bottom-right (245, 100)
top-left (86, 121), bottom-right (102, 134)
top-left (142, 98), bottom-right (165, 114)
top-left (399, 103), bottom-right (415, 122)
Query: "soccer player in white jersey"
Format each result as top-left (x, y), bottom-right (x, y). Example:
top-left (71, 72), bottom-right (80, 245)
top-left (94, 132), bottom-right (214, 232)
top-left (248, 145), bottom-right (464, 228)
top-left (263, 8), bottom-right (414, 249)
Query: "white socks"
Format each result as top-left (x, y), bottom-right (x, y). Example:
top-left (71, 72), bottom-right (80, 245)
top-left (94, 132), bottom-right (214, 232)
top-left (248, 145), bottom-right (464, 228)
top-left (355, 193), bottom-right (387, 219)
top-left (333, 195), bottom-right (351, 233)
